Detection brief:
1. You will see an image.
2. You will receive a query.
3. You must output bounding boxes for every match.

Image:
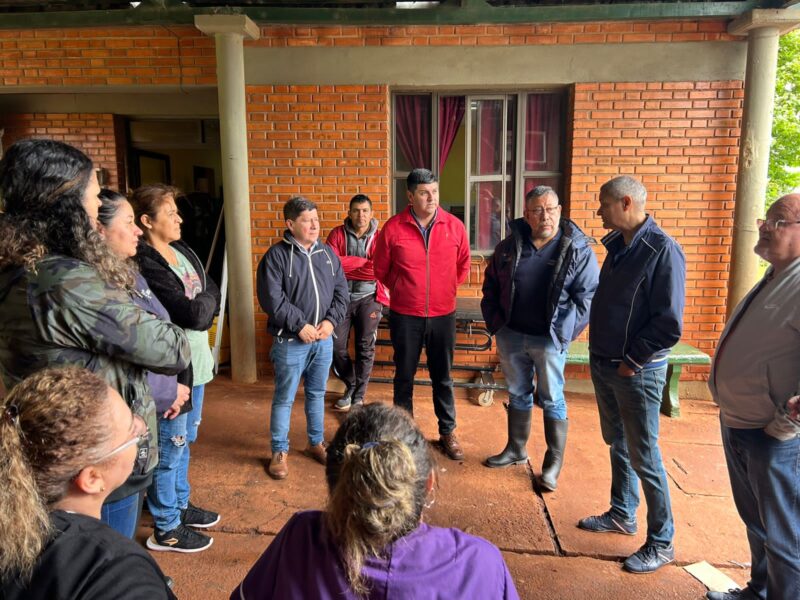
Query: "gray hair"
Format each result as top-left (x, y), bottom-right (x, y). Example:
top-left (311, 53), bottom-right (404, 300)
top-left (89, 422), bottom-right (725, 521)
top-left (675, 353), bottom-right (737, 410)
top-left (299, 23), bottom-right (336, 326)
top-left (525, 185), bottom-right (559, 205)
top-left (600, 176), bottom-right (646, 208)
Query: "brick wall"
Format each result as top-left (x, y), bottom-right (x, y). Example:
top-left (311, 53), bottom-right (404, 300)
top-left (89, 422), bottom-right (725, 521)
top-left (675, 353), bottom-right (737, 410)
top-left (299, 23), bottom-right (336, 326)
top-left (247, 84), bottom-right (391, 369)
top-left (0, 26), bottom-right (215, 87)
top-left (1, 113), bottom-right (124, 190)
top-left (570, 81), bottom-right (742, 380)
top-left (255, 20), bottom-right (736, 46)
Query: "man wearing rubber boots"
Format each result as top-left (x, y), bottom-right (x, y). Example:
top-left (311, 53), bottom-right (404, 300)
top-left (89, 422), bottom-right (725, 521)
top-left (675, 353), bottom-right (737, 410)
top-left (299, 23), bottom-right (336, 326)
top-left (481, 185), bottom-right (598, 491)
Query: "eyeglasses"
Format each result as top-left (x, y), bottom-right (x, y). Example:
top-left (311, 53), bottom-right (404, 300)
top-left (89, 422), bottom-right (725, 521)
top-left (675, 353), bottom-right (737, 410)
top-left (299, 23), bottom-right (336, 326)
top-left (526, 206), bottom-right (560, 219)
top-left (757, 218), bottom-right (800, 231)
top-left (95, 414), bottom-right (149, 463)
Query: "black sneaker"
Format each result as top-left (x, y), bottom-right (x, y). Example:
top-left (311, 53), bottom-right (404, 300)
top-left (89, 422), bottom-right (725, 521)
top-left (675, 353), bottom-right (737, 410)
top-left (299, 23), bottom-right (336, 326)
top-left (623, 543), bottom-right (675, 573)
top-left (181, 502), bottom-right (220, 529)
top-left (334, 387), bottom-right (354, 411)
top-left (706, 589), bottom-right (758, 600)
top-left (146, 524), bottom-right (213, 553)
top-left (577, 511), bottom-right (637, 535)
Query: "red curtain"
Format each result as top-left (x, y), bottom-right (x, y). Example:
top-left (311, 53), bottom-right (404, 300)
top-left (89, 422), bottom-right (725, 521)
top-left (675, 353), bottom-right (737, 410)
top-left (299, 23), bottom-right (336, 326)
top-left (478, 100), bottom-right (502, 248)
top-left (395, 95), bottom-right (431, 170)
top-left (438, 96), bottom-right (465, 172)
top-left (526, 94), bottom-right (562, 171)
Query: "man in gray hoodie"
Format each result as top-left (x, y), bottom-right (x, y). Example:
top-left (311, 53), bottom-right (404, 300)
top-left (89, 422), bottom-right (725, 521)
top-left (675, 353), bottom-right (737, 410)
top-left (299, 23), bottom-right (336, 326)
top-left (707, 193), bottom-right (800, 600)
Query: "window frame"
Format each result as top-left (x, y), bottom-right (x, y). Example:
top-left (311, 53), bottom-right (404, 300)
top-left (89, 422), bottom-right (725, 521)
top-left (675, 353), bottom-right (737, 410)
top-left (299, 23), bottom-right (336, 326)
top-left (391, 88), bottom-right (567, 254)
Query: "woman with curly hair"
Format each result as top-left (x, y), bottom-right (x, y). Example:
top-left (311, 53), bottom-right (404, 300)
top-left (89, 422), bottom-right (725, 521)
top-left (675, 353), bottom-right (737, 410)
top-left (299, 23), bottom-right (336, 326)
top-left (0, 367), bottom-right (175, 599)
top-left (97, 188), bottom-right (212, 553)
top-left (0, 139), bottom-right (190, 539)
top-left (232, 403), bottom-right (519, 599)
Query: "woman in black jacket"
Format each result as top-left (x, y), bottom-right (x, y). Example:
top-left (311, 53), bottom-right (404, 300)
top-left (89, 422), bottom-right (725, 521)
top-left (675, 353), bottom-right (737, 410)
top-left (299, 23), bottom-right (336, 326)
top-left (131, 184), bottom-right (222, 552)
top-left (1, 367), bottom-right (175, 599)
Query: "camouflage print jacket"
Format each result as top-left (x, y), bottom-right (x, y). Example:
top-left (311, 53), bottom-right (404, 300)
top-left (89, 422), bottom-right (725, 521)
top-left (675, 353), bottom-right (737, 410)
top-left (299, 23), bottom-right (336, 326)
top-left (0, 255), bottom-right (191, 502)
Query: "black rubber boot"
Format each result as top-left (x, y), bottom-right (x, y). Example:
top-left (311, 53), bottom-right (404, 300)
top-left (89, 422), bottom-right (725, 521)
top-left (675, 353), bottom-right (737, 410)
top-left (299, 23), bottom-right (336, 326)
top-left (484, 408), bottom-right (531, 468)
top-left (538, 418), bottom-right (568, 491)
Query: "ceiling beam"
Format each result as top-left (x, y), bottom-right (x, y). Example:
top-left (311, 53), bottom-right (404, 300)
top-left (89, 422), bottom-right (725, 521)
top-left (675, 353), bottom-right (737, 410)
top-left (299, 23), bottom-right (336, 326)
top-left (0, 2), bottom-right (768, 29)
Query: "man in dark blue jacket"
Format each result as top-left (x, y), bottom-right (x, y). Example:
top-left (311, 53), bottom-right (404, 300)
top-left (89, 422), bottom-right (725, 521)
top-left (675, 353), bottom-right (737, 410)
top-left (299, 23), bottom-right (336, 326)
top-left (481, 186), bottom-right (599, 491)
top-left (256, 197), bottom-right (349, 480)
top-left (578, 176), bottom-right (685, 574)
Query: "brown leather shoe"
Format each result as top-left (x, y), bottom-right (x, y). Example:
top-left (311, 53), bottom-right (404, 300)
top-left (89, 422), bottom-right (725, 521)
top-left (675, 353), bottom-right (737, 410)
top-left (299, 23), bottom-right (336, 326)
top-left (439, 432), bottom-right (464, 461)
top-left (268, 451), bottom-right (288, 480)
top-left (303, 441), bottom-right (328, 465)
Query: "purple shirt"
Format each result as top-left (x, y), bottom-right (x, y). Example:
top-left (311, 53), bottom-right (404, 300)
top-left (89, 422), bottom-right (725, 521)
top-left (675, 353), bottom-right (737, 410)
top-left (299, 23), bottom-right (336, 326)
top-left (231, 510), bottom-right (519, 600)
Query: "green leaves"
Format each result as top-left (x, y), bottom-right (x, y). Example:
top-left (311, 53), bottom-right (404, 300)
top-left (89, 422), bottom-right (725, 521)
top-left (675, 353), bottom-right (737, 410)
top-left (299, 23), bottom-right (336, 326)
top-left (769, 30), bottom-right (800, 204)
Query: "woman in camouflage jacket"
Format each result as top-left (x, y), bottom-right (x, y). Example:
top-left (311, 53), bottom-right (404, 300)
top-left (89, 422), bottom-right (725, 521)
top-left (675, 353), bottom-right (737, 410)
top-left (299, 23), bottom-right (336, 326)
top-left (0, 139), bottom-right (190, 539)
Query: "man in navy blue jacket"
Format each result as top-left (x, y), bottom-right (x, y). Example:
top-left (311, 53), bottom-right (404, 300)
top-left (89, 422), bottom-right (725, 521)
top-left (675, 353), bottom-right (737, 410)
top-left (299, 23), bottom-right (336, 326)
top-left (578, 176), bottom-right (685, 574)
top-left (481, 186), bottom-right (599, 492)
top-left (257, 197), bottom-right (349, 480)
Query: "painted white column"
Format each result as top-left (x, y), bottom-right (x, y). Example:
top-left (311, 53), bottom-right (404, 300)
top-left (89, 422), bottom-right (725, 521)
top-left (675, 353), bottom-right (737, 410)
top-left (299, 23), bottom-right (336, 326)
top-left (195, 15), bottom-right (259, 382)
top-left (727, 10), bottom-right (800, 317)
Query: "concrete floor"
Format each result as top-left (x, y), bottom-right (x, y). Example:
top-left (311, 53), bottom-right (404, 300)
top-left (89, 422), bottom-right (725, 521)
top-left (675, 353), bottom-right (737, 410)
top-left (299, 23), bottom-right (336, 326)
top-left (138, 376), bottom-right (751, 599)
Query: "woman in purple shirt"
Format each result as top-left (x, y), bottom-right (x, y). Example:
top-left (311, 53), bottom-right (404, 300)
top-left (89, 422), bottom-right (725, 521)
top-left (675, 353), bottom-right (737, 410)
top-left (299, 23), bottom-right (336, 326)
top-left (232, 403), bottom-right (519, 600)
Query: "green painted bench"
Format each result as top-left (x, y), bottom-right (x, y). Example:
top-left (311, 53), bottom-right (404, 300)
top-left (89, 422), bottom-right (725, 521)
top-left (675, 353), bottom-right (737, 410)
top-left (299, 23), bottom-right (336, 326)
top-left (566, 341), bottom-right (711, 418)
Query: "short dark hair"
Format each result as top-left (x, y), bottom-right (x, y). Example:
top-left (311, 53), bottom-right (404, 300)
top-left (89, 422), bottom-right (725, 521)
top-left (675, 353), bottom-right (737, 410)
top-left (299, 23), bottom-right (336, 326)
top-left (349, 194), bottom-right (372, 210)
top-left (406, 168), bottom-right (437, 193)
top-left (284, 196), bottom-right (317, 221)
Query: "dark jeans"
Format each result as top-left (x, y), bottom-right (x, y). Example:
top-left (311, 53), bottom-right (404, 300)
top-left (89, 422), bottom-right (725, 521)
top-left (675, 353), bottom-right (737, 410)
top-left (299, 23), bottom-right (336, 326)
top-left (590, 358), bottom-right (674, 547)
top-left (389, 310), bottom-right (456, 435)
top-left (332, 295), bottom-right (383, 402)
top-left (721, 424), bottom-right (800, 600)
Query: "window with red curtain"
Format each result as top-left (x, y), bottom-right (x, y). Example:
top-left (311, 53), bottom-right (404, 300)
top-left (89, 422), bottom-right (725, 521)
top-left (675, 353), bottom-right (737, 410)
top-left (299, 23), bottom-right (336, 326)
top-left (393, 91), bottom-right (565, 252)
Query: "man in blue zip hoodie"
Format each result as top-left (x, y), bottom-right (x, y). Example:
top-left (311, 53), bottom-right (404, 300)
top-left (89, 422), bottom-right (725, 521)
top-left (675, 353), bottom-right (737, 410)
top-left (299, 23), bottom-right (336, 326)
top-left (578, 176), bottom-right (685, 574)
top-left (481, 185), bottom-right (599, 492)
top-left (257, 197), bottom-right (349, 480)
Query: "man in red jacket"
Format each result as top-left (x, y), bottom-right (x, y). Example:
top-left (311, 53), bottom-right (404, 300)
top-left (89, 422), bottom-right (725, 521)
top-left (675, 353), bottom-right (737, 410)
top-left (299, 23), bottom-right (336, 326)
top-left (326, 194), bottom-right (389, 411)
top-left (373, 169), bottom-right (471, 460)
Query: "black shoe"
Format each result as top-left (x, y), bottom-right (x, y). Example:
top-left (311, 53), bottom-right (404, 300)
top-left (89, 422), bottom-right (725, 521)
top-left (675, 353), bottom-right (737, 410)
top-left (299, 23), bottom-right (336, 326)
top-left (538, 418), bottom-right (568, 491)
top-left (706, 589), bottom-right (758, 600)
top-left (484, 407), bottom-right (531, 468)
top-left (164, 576), bottom-right (174, 590)
top-left (181, 502), bottom-right (220, 529)
top-left (146, 524), bottom-right (213, 553)
top-left (623, 543), bottom-right (675, 573)
top-left (577, 511), bottom-right (637, 535)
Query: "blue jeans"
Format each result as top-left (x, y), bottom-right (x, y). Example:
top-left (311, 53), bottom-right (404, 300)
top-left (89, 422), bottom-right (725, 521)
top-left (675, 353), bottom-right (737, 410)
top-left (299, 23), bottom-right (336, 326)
top-left (101, 491), bottom-right (143, 539)
top-left (495, 327), bottom-right (567, 419)
top-left (147, 413), bottom-right (188, 532)
top-left (721, 425), bottom-right (800, 600)
top-left (176, 384), bottom-right (205, 509)
top-left (269, 336), bottom-right (332, 453)
top-left (590, 358), bottom-right (674, 547)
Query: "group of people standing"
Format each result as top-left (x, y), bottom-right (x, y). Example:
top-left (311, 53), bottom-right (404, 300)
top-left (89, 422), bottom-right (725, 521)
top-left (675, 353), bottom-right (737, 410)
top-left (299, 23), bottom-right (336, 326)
top-left (258, 164), bottom-right (800, 599)
top-left (256, 168), bottom-right (685, 577)
top-left (1, 136), bottom-right (797, 599)
top-left (0, 139), bottom-right (224, 598)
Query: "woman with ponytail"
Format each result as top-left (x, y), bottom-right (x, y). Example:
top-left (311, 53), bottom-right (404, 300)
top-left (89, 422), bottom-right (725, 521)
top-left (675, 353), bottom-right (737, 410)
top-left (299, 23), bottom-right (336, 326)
top-left (0, 139), bottom-right (190, 539)
top-left (0, 367), bottom-right (175, 599)
top-left (232, 403), bottom-right (519, 599)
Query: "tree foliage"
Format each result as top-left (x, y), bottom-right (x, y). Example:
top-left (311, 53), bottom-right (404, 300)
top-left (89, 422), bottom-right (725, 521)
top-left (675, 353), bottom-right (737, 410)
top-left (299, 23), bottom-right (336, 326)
top-left (768, 29), bottom-right (800, 203)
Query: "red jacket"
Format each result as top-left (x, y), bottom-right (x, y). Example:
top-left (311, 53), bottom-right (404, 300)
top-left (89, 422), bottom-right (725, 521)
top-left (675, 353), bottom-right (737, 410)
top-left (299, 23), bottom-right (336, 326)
top-left (326, 219), bottom-right (389, 306)
top-left (373, 206), bottom-right (470, 317)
